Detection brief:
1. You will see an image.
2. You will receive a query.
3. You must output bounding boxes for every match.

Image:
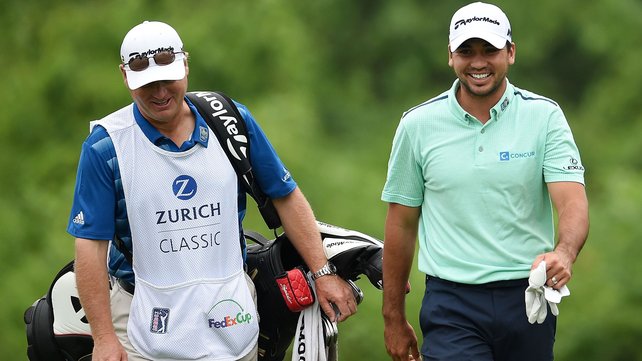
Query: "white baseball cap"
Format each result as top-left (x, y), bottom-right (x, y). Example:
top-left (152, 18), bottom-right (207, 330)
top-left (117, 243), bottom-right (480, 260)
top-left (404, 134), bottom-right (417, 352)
top-left (120, 21), bottom-right (187, 90)
top-left (449, 2), bottom-right (512, 52)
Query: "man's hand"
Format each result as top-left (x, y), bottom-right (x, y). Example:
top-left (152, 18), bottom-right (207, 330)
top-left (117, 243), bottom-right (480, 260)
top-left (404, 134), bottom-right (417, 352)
top-left (314, 275), bottom-right (357, 322)
top-left (531, 249), bottom-right (574, 290)
top-left (384, 318), bottom-right (421, 361)
top-left (91, 332), bottom-right (129, 361)
top-left (271, 188), bottom-right (358, 321)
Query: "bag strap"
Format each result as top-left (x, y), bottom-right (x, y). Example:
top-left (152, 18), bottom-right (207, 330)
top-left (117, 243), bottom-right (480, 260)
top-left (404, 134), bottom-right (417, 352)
top-left (114, 235), bottom-right (132, 266)
top-left (185, 91), bottom-right (282, 230)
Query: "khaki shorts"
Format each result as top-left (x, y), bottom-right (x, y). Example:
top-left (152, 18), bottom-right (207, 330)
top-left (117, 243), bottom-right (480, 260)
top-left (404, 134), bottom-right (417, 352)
top-left (111, 273), bottom-right (259, 361)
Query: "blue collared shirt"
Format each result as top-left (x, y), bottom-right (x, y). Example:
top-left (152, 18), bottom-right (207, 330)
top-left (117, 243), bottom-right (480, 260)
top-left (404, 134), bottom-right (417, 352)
top-left (132, 99), bottom-right (211, 151)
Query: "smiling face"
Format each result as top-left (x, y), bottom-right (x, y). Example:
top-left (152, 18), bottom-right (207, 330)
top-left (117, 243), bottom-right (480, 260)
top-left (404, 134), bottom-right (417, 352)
top-left (121, 61), bottom-right (190, 127)
top-left (448, 38), bottom-right (515, 103)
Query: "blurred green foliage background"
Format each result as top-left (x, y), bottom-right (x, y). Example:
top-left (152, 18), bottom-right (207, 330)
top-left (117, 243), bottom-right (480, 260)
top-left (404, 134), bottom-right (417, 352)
top-left (1, 0), bottom-right (641, 359)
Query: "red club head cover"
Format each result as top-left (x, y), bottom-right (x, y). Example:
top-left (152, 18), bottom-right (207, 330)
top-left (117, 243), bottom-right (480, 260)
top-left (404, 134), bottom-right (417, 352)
top-left (275, 267), bottom-right (315, 312)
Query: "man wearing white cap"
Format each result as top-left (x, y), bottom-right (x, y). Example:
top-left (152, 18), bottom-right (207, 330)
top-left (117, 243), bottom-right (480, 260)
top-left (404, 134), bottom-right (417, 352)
top-left (381, 3), bottom-right (588, 360)
top-left (68, 21), bottom-right (358, 361)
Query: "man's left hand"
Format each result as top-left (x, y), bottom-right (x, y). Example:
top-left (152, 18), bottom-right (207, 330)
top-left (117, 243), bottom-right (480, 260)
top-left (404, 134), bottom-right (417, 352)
top-left (531, 249), bottom-right (574, 290)
top-left (314, 275), bottom-right (358, 322)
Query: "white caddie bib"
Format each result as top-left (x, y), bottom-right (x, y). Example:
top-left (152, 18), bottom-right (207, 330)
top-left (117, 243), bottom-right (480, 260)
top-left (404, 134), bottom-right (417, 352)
top-left (93, 105), bottom-right (259, 360)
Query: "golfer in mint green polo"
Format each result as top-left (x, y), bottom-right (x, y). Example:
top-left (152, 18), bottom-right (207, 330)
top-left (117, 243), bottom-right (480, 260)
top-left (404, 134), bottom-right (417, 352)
top-left (381, 3), bottom-right (589, 361)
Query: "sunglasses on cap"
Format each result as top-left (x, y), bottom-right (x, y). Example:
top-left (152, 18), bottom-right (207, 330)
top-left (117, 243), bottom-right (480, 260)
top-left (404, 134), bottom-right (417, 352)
top-left (123, 50), bottom-right (186, 72)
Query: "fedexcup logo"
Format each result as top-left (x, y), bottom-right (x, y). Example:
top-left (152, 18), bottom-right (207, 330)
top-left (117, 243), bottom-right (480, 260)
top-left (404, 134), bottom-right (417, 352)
top-left (207, 299), bottom-right (253, 330)
top-left (173, 175), bottom-right (197, 200)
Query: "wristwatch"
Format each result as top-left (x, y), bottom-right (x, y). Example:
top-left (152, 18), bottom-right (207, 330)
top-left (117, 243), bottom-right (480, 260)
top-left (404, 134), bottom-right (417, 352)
top-left (311, 261), bottom-right (337, 280)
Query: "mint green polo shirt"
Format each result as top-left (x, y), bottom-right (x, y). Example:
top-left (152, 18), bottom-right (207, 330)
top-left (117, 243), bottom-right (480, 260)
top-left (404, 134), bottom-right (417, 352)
top-left (381, 79), bottom-right (585, 284)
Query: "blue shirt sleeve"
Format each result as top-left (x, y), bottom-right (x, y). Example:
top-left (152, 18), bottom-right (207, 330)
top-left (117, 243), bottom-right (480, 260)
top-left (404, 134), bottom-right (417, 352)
top-left (67, 126), bottom-right (118, 240)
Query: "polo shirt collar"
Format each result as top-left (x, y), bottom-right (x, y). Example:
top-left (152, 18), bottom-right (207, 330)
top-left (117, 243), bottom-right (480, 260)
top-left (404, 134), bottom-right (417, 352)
top-left (448, 79), bottom-right (516, 124)
top-left (132, 96), bottom-right (210, 149)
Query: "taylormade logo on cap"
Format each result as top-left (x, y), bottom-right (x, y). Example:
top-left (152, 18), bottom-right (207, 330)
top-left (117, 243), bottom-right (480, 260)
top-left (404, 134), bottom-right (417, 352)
top-left (120, 21), bottom-right (186, 90)
top-left (453, 16), bottom-right (500, 30)
top-left (449, 2), bottom-right (512, 52)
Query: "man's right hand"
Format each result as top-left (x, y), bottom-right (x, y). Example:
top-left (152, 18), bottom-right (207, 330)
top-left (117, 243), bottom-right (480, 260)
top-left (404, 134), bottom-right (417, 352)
top-left (384, 319), bottom-right (421, 361)
top-left (91, 333), bottom-right (128, 361)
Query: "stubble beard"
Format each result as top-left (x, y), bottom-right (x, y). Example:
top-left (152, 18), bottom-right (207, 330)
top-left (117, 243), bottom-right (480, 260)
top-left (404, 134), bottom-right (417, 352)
top-left (460, 75), bottom-right (505, 99)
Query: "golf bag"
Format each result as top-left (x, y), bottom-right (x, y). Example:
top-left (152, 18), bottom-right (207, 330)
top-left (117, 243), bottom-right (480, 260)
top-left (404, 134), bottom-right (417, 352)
top-left (246, 221), bottom-right (385, 361)
top-left (24, 261), bottom-right (93, 361)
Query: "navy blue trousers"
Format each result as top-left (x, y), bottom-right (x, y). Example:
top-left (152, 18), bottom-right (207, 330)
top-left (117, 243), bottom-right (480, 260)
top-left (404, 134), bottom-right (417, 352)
top-left (419, 276), bottom-right (556, 361)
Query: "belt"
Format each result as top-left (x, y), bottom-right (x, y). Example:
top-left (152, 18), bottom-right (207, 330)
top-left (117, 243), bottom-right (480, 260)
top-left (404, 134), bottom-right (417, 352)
top-left (426, 275), bottom-right (528, 289)
top-left (117, 278), bottom-right (135, 294)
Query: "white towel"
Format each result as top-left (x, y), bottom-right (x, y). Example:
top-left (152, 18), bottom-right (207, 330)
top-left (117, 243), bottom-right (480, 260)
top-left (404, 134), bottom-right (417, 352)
top-left (525, 261), bottom-right (571, 324)
top-left (292, 276), bottom-right (338, 361)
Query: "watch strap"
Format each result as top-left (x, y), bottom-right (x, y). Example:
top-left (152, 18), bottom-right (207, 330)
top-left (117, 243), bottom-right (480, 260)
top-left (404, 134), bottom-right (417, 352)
top-left (311, 261), bottom-right (336, 280)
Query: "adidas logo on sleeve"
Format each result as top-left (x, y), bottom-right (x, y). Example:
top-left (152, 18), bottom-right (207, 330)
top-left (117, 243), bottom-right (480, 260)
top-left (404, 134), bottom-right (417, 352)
top-left (72, 211), bottom-right (85, 225)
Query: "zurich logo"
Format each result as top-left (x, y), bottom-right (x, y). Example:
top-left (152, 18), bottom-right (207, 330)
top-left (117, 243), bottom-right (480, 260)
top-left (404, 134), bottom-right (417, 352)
top-left (173, 175), bottom-right (197, 200)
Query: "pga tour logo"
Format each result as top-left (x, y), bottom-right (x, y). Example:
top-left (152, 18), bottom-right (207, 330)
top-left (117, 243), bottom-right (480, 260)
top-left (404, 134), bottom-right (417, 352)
top-left (150, 308), bottom-right (170, 334)
top-left (173, 175), bottom-right (197, 200)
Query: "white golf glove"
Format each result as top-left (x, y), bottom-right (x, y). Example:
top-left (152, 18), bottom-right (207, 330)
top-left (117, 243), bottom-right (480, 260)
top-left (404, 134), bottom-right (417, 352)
top-left (524, 261), bottom-right (570, 324)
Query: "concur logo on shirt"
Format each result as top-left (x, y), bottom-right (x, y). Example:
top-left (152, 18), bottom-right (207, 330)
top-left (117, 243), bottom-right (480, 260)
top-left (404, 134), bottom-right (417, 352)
top-left (499, 151), bottom-right (536, 161)
top-left (173, 175), bottom-right (197, 200)
top-left (207, 299), bottom-right (253, 329)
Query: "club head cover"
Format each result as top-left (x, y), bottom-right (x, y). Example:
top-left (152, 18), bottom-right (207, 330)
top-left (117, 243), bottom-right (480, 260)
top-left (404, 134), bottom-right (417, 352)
top-left (275, 267), bottom-right (315, 312)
